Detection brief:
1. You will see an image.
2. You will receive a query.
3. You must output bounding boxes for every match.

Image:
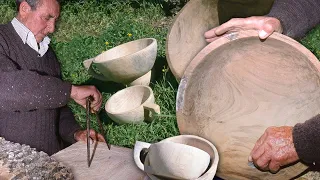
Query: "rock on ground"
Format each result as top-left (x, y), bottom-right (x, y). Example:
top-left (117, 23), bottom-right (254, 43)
top-left (0, 137), bottom-right (73, 180)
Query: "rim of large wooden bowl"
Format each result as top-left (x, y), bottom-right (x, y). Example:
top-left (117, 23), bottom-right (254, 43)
top-left (176, 30), bottom-right (320, 179)
top-left (166, 0), bottom-right (219, 82)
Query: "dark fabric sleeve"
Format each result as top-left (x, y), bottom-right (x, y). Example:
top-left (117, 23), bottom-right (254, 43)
top-left (293, 114), bottom-right (320, 164)
top-left (59, 105), bottom-right (81, 145)
top-left (0, 42), bottom-right (72, 112)
top-left (266, 0), bottom-right (320, 39)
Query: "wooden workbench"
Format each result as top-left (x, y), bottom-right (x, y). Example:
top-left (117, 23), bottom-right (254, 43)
top-left (52, 142), bottom-right (147, 180)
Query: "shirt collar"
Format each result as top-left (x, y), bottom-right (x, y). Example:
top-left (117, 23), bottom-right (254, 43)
top-left (11, 17), bottom-right (32, 44)
top-left (11, 17), bottom-right (51, 57)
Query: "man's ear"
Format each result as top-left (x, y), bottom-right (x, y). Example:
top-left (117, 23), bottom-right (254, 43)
top-left (19, 1), bottom-right (32, 18)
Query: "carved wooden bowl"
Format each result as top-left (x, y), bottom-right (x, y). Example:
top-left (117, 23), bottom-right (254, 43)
top-left (166, 0), bottom-right (219, 81)
top-left (166, 0), bottom-right (274, 82)
top-left (83, 38), bottom-right (157, 86)
top-left (176, 30), bottom-right (320, 179)
top-left (134, 135), bottom-right (219, 180)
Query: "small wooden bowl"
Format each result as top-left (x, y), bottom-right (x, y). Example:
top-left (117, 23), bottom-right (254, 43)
top-left (134, 135), bottom-right (219, 180)
top-left (176, 30), bottom-right (320, 179)
top-left (105, 85), bottom-right (160, 124)
top-left (83, 38), bottom-right (157, 85)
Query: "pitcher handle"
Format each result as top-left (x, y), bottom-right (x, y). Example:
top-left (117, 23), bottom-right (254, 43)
top-left (83, 58), bottom-right (108, 81)
top-left (133, 141), bottom-right (151, 171)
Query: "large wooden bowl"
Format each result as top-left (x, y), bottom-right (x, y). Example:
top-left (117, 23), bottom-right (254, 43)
top-left (166, 0), bottom-right (219, 82)
top-left (166, 0), bottom-right (274, 82)
top-left (176, 30), bottom-right (320, 179)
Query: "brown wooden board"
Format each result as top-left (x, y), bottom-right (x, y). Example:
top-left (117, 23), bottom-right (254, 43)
top-left (176, 30), bottom-right (320, 179)
top-left (52, 142), bottom-right (147, 180)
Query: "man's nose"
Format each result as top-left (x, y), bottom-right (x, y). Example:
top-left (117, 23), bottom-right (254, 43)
top-left (47, 21), bottom-right (55, 33)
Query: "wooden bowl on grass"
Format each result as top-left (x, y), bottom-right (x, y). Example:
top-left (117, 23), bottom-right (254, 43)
top-left (83, 38), bottom-right (157, 86)
top-left (176, 30), bottom-right (320, 179)
top-left (105, 85), bottom-right (160, 124)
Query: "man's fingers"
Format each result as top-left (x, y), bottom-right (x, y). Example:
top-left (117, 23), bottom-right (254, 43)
top-left (89, 129), bottom-right (106, 143)
top-left (251, 145), bottom-right (266, 163)
top-left (205, 36), bottom-right (220, 43)
top-left (97, 134), bottom-right (106, 143)
top-left (204, 27), bottom-right (218, 39)
top-left (259, 23), bottom-right (275, 39)
top-left (205, 16), bottom-right (282, 43)
top-left (258, 30), bottom-right (272, 39)
top-left (266, 18), bottom-right (283, 34)
top-left (249, 132), bottom-right (268, 168)
top-left (255, 152), bottom-right (271, 171)
top-left (204, 18), bottom-right (253, 39)
top-left (250, 132), bottom-right (267, 158)
top-left (259, 18), bottom-right (283, 39)
top-left (214, 18), bottom-right (257, 36)
top-left (91, 92), bottom-right (102, 112)
top-left (268, 160), bottom-right (281, 173)
top-left (77, 131), bottom-right (93, 144)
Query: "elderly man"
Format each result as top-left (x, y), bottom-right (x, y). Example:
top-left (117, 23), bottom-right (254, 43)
top-left (0, 0), bottom-right (105, 156)
top-left (205, 0), bottom-right (320, 173)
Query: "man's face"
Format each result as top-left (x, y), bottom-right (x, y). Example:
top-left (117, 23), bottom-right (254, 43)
top-left (20, 0), bottom-right (60, 43)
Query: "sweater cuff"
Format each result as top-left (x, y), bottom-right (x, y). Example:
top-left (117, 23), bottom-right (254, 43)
top-left (266, 3), bottom-right (291, 37)
top-left (293, 114), bottom-right (320, 165)
top-left (64, 81), bottom-right (72, 101)
top-left (266, 0), bottom-right (320, 39)
top-left (63, 126), bottom-right (81, 144)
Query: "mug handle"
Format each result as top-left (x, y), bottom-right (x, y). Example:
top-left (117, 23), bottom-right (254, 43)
top-left (133, 141), bottom-right (151, 171)
top-left (83, 58), bottom-right (108, 81)
top-left (143, 103), bottom-right (160, 114)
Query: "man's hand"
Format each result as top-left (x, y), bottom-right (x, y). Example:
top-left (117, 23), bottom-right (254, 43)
top-left (74, 129), bottom-right (106, 143)
top-left (248, 126), bottom-right (299, 173)
top-left (70, 85), bottom-right (102, 112)
top-left (204, 16), bottom-right (283, 42)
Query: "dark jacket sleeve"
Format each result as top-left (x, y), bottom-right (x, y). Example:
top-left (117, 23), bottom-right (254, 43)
top-left (266, 0), bottom-right (320, 39)
top-left (293, 114), bottom-right (320, 164)
top-left (59, 105), bottom-right (81, 145)
top-left (0, 37), bottom-right (72, 112)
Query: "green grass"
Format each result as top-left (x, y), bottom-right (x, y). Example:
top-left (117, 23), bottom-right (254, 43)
top-left (1, 0), bottom-right (320, 149)
top-left (301, 25), bottom-right (320, 58)
top-left (52, 1), bottom-right (180, 147)
top-left (0, 0), bottom-right (179, 148)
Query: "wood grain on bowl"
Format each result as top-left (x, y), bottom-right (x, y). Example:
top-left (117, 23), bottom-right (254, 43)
top-left (176, 30), bottom-right (320, 179)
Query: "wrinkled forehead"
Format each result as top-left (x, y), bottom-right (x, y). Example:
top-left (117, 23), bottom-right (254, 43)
top-left (36, 0), bottom-right (60, 17)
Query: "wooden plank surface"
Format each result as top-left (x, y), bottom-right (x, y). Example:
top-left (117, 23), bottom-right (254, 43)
top-left (52, 142), bottom-right (147, 180)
